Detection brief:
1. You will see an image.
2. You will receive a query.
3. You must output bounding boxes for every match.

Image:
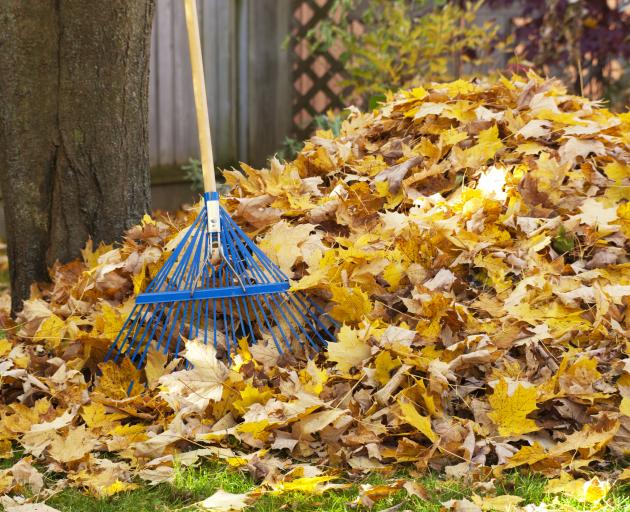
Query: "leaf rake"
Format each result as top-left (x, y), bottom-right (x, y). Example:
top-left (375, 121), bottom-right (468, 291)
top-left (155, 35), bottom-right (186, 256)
top-left (105, 0), bottom-right (336, 368)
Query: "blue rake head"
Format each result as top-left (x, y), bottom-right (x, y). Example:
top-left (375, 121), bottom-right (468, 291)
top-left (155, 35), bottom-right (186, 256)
top-left (105, 192), bottom-right (338, 369)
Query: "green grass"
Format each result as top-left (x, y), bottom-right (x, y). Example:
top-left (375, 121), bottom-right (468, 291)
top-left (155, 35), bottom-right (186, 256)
top-left (43, 465), bottom-right (470, 512)
top-left (0, 451), bottom-right (626, 512)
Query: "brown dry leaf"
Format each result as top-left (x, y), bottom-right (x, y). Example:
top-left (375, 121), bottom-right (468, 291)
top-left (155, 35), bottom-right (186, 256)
top-left (199, 489), bottom-right (252, 511)
top-left (144, 349), bottom-right (171, 389)
top-left (159, 339), bottom-right (229, 414)
top-left (472, 494), bottom-right (524, 511)
top-left (48, 425), bottom-right (97, 463)
top-left (8, 458), bottom-right (44, 494)
top-left (352, 481), bottom-right (404, 508)
top-left (5, 505), bottom-right (62, 512)
top-left (442, 498), bottom-right (482, 512)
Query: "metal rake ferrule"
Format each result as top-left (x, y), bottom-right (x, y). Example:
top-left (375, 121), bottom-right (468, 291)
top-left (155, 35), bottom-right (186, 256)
top-left (105, 194), bottom-right (337, 369)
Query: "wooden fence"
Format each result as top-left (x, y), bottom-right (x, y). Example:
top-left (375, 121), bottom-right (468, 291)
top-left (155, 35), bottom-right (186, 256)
top-left (148, 0), bottom-right (519, 182)
top-left (149, 0), bottom-right (294, 179)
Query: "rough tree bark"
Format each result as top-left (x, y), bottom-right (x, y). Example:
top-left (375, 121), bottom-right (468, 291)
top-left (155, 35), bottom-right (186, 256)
top-left (0, 1), bottom-right (154, 313)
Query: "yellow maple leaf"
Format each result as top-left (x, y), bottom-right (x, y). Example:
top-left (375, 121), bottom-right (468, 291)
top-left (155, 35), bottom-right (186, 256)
top-left (141, 213), bottom-right (156, 226)
top-left (109, 424), bottom-right (148, 445)
top-left (144, 349), bottom-right (170, 389)
top-left (33, 314), bottom-right (66, 347)
top-left (81, 239), bottom-right (114, 270)
top-left (487, 379), bottom-right (539, 437)
top-left (80, 403), bottom-right (126, 429)
top-left (621, 397), bottom-right (630, 417)
top-left (616, 202), bottom-right (630, 238)
top-left (327, 324), bottom-right (371, 374)
top-left (226, 456), bottom-right (249, 467)
top-left (406, 86), bottom-right (428, 100)
top-left (0, 439), bottom-right (12, 459)
top-left (269, 475), bottom-right (340, 495)
top-left (132, 267), bottom-right (146, 295)
top-left (352, 154), bottom-right (388, 176)
top-left (444, 100), bottom-right (477, 123)
top-left (374, 350), bottom-right (402, 386)
top-left (0, 338), bottom-right (12, 358)
top-left (101, 479), bottom-right (139, 497)
top-left (303, 146), bottom-right (335, 174)
top-left (474, 253), bottom-right (511, 293)
top-left (559, 356), bottom-right (602, 396)
top-left (604, 169), bottom-right (630, 201)
top-left (456, 125), bottom-right (504, 168)
top-left (439, 128), bottom-right (468, 147)
top-left (383, 261), bottom-right (406, 290)
top-left (299, 360), bottom-right (328, 396)
top-left (549, 418), bottom-right (619, 457)
top-left (502, 442), bottom-right (547, 470)
top-left (232, 384), bottom-right (273, 415)
top-left (398, 399), bottom-right (437, 442)
top-left (604, 161), bottom-right (629, 182)
top-left (94, 302), bottom-right (127, 341)
top-left (537, 109), bottom-right (588, 126)
top-left (546, 473), bottom-right (610, 503)
top-left (0, 471), bottom-right (13, 494)
top-left (95, 359), bottom-right (143, 399)
top-left (329, 286), bottom-right (373, 324)
top-left (440, 78), bottom-right (479, 97)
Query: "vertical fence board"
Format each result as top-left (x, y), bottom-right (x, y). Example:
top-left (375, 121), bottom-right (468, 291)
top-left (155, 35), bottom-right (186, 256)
top-left (236, 0), bottom-right (249, 164)
top-left (203, 0), bottom-right (238, 165)
top-left (155, 0), bottom-right (175, 168)
top-left (172, 0), bottom-right (197, 169)
top-left (216, 0), bottom-right (238, 164)
top-left (150, 0), bottom-right (293, 171)
top-left (243, 0), bottom-right (293, 166)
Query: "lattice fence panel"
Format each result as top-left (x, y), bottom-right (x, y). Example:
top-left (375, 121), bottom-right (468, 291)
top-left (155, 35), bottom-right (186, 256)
top-left (291, 0), bottom-right (347, 139)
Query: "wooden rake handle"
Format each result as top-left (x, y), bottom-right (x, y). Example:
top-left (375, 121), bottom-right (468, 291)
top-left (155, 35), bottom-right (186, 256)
top-left (184, 0), bottom-right (216, 194)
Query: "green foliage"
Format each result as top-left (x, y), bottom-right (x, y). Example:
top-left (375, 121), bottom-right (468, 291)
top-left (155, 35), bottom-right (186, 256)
top-left (552, 226), bottom-right (576, 255)
top-left (276, 136), bottom-right (304, 163)
top-left (306, 0), bottom-right (510, 102)
top-left (182, 157), bottom-right (203, 193)
top-left (313, 110), bottom-right (346, 136)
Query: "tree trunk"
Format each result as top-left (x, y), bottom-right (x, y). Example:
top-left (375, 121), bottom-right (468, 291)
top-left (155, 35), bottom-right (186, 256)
top-left (0, 0), bottom-right (154, 314)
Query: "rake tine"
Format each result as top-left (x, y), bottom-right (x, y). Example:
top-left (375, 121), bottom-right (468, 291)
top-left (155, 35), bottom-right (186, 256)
top-left (272, 294), bottom-right (319, 351)
top-left (130, 303), bottom-right (162, 363)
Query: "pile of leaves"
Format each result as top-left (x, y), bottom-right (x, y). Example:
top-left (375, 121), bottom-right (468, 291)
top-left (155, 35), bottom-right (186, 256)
top-left (0, 73), bottom-right (628, 509)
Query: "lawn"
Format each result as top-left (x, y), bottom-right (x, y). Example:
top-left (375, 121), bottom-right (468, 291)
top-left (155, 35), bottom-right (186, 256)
top-left (2, 453), bottom-right (628, 511)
